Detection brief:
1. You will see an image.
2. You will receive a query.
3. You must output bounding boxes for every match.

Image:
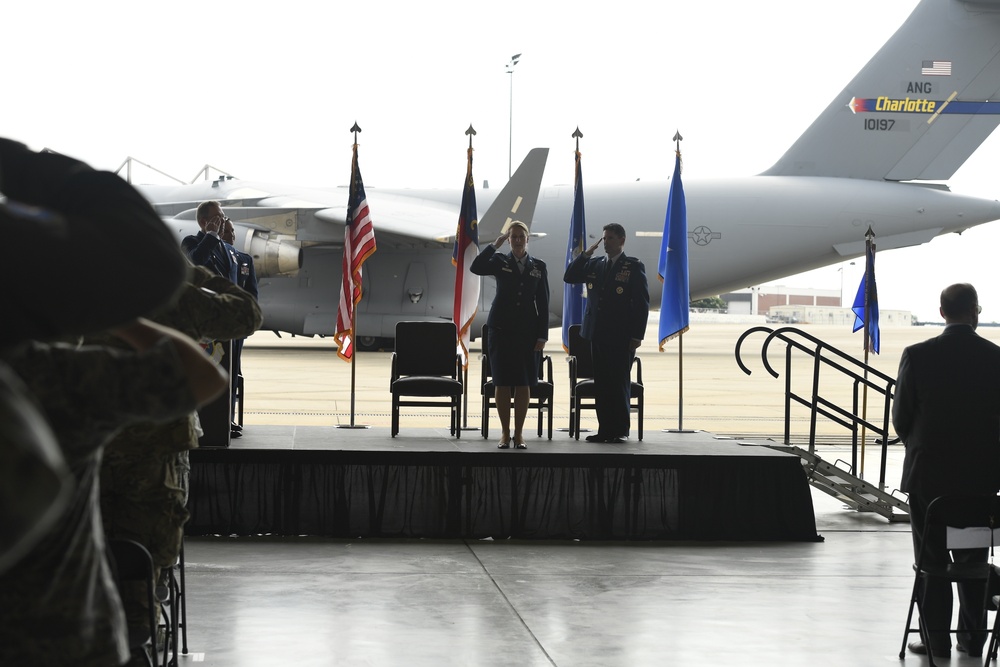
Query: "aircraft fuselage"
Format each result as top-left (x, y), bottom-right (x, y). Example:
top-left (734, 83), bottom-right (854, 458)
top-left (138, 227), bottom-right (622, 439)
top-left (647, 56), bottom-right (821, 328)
top-left (189, 175), bottom-right (998, 340)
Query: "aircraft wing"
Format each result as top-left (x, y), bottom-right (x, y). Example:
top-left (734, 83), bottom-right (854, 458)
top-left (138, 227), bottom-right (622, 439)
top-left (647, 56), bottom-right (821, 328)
top-left (315, 146), bottom-right (549, 243)
top-left (314, 194), bottom-right (460, 244)
top-left (145, 148), bottom-right (549, 247)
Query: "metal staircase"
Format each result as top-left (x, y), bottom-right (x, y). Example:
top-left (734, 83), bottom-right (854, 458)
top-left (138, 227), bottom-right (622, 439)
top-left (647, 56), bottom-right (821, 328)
top-left (766, 442), bottom-right (910, 521)
top-left (735, 326), bottom-right (910, 522)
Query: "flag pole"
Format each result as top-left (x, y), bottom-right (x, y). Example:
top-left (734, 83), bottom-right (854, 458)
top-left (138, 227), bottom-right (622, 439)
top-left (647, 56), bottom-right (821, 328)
top-left (343, 123), bottom-right (366, 429)
top-left (350, 305), bottom-right (359, 427)
top-left (675, 130), bottom-right (685, 433)
top-left (460, 125), bottom-right (479, 432)
top-left (453, 125), bottom-right (480, 431)
top-left (658, 131), bottom-right (692, 433)
top-left (337, 122), bottom-right (374, 430)
top-left (859, 227), bottom-right (875, 478)
top-left (678, 333), bottom-right (684, 431)
top-left (558, 128), bottom-right (589, 432)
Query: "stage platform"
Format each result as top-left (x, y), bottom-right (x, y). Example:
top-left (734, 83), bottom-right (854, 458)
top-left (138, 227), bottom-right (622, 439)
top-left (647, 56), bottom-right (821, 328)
top-left (188, 426), bottom-right (819, 542)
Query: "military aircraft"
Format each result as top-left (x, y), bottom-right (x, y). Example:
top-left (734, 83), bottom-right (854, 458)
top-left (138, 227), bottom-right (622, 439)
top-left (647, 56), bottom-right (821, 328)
top-left (143, 0), bottom-right (1000, 348)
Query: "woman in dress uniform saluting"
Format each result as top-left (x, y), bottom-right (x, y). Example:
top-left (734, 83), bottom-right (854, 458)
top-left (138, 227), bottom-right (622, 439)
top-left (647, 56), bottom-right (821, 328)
top-left (471, 221), bottom-right (549, 449)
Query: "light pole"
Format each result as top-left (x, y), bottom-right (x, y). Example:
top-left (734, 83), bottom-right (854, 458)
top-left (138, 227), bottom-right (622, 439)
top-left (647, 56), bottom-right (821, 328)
top-left (506, 53), bottom-right (521, 179)
top-left (838, 261), bottom-right (856, 308)
top-left (838, 267), bottom-right (845, 308)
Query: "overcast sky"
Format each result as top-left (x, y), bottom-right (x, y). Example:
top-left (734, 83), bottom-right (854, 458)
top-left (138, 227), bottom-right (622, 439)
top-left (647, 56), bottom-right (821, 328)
top-left (5, 0), bottom-right (998, 323)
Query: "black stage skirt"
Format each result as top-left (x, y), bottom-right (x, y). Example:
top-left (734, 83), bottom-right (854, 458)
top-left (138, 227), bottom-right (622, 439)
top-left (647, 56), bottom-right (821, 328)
top-left (486, 325), bottom-right (540, 387)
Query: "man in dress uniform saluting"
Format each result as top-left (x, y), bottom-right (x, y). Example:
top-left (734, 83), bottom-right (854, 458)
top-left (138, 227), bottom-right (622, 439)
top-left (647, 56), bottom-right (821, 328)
top-left (564, 223), bottom-right (649, 443)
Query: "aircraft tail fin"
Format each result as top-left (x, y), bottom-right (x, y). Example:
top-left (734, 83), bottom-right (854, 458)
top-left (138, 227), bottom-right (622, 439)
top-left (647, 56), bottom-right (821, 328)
top-left (478, 148), bottom-right (549, 238)
top-left (762, 0), bottom-right (1000, 181)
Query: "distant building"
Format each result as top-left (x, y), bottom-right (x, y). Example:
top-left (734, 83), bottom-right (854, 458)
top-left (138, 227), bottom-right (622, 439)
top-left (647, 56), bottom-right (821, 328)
top-left (721, 287), bottom-right (911, 326)
top-left (768, 305), bottom-right (911, 327)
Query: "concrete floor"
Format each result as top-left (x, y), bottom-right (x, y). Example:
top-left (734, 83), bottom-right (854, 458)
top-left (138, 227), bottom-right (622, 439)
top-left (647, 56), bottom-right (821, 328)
top-left (174, 444), bottom-right (960, 667)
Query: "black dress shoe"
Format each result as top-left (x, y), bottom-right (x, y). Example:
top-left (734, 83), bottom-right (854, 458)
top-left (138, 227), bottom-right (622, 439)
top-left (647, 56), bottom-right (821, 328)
top-left (230, 429), bottom-right (243, 438)
top-left (957, 642), bottom-right (983, 657)
top-left (908, 641), bottom-right (950, 658)
top-left (604, 436), bottom-right (626, 444)
top-left (585, 434), bottom-right (608, 442)
top-left (231, 422), bottom-right (243, 432)
top-left (514, 440), bottom-right (527, 449)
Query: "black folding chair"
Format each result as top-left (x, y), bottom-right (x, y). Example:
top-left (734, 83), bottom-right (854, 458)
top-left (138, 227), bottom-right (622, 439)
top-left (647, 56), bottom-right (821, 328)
top-left (899, 494), bottom-right (1000, 666)
top-left (158, 539), bottom-right (188, 667)
top-left (566, 324), bottom-right (643, 440)
top-left (108, 538), bottom-right (159, 667)
top-left (390, 321), bottom-right (464, 437)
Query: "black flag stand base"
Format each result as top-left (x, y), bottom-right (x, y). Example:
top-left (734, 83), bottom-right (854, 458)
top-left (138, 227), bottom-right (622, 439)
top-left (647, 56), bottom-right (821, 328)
top-left (661, 429), bottom-right (698, 434)
top-left (337, 424), bottom-right (370, 430)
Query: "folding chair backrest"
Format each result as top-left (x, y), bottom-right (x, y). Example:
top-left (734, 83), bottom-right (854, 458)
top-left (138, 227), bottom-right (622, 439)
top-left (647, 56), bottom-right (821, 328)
top-left (947, 526), bottom-right (1000, 550)
top-left (109, 538), bottom-right (154, 581)
top-left (568, 324), bottom-right (594, 379)
top-left (927, 495), bottom-right (1000, 550)
top-left (395, 321), bottom-right (458, 377)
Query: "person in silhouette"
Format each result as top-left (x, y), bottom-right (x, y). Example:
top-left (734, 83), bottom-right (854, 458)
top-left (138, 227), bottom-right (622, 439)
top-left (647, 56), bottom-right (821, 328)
top-left (894, 283), bottom-right (1000, 659)
top-left (563, 223), bottom-right (648, 443)
top-left (471, 221), bottom-right (548, 449)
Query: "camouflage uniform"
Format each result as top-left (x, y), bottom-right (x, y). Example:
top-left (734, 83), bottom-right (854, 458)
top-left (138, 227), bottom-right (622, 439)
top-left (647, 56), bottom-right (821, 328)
top-left (0, 137), bottom-right (191, 666)
top-left (0, 363), bottom-right (70, 575)
top-left (99, 266), bottom-right (261, 642)
top-left (0, 338), bottom-right (198, 667)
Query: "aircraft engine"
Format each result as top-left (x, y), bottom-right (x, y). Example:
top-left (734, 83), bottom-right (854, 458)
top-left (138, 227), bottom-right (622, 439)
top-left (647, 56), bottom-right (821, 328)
top-left (236, 229), bottom-right (301, 278)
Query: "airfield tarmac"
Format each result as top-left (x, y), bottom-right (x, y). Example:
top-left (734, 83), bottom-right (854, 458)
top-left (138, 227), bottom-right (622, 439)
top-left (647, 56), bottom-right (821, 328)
top-left (240, 320), bottom-right (987, 439)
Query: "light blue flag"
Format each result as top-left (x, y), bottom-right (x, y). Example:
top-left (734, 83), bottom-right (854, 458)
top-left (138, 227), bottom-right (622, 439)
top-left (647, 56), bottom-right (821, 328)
top-left (658, 149), bottom-right (689, 349)
top-left (562, 150), bottom-right (587, 352)
top-left (851, 241), bottom-right (880, 354)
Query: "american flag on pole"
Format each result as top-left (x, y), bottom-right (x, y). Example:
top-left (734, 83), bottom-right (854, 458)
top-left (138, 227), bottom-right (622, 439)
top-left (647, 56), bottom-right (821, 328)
top-left (334, 143), bottom-right (377, 361)
top-left (452, 146), bottom-right (479, 369)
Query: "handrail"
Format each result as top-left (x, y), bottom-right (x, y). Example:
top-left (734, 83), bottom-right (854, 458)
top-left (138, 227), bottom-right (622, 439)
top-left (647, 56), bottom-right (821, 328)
top-left (735, 326), bottom-right (896, 489)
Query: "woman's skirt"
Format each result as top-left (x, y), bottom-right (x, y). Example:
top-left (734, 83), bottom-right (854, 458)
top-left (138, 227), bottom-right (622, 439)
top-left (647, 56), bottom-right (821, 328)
top-left (486, 325), bottom-right (539, 387)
